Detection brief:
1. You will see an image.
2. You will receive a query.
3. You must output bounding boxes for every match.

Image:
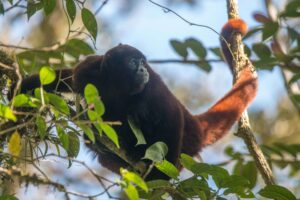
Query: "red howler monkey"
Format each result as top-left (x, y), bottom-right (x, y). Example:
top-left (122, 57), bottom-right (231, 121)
top-left (11, 19), bottom-right (257, 180)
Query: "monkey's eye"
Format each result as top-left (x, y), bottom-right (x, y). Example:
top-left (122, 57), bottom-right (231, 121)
top-left (128, 58), bottom-right (138, 70)
top-left (140, 59), bottom-right (146, 66)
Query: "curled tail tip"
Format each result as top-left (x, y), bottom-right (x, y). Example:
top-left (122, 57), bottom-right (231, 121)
top-left (221, 19), bottom-right (248, 37)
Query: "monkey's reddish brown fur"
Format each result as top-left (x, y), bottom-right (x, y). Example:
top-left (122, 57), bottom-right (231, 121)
top-left (15, 19), bottom-right (257, 180)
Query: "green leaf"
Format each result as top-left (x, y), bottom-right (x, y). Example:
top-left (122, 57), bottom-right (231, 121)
top-left (191, 163), bottom-right (229, 180)
top-left (87, 110), bottom-right (99, 121)
top-left (259, 185), bottom-right (296, 200)
top-left (48, 93), bottom-right (70, 115)
top-left (244, 44), bottom-right (252, 57)
top-left (274, 143), bottom-right (298, 158)
top-left (253, 57), bottom-right (278, 70)
top-left (196, 61), bottom-right (212, 72)
top-left (180, 153), bottom-right (197, 171)
top-left (155, 159), bottom-right (179, 179)
top-left (8, 131), bottom-right (22, 157)
top-left (0, 104), bottom-right (17, 122)
top-left (262, 22), bottom-right (279, 40)
top-left (224, 186), bottom-right (255, 198)
top-left (83, 84), bottom-right (105, 116)
top-left (100, 122), bottom-right (119, 148)
top-left (252, 43), bottom-right (271, 59)
top-left (57, 126), bottom-right (69, 151)
top-left (81, 8), bottom-right (98, 40)
top-left (27, 1), bottom-right (43, 19)
top-left (66, 0), bottom-right (76, 23)
top-left (287, 28), bottom-right (299, 43)
top-left (7, 0), bottom-right (13, 5)
top-left (78, 124), bottom-right (95, 143)
top-left (84, 84), bottom-right (99, 104)
top-left (39, 66), bottom-right (56, 85)
top-left (170, 40), bottom-right (188, 58)
top-left (67, 131), bottom-right (80, 157)
top-left (43, 0), bottom-right (56, 15)
top-left (178, 177), bottom-right (210, 198)
top-left (281, 0), bottom-right (300, 17)
top-left (293, 95), bottom-right (300, 103)
top-left (64, 39), bottom-right (94, 58)
top-left (185, 38), bottom-right (207, 58)
top-left (0, 2), bottom-right (4, 15)
top-left (128, 115), bottom-right (146, 146)
top-left (0, 194), bottom-right (19, 200)
top-left (124, 183), bottom-right (139, 200)
top-left (36, 116), bottom-right (47, 139)
top-left (220, 175), bottom-right (249, 188)
top-left (288, 74), bottom-right (300, 85)
top-left (34, 88), bottom-right (50, 104)
top-left (143, 142), bottom-right (168, 162)
top-left (12, 94), bottom-right (30, 107)
top-left (121, 168), bottom-right (148, 192)
top-left (210, 47), bottom-right (223, 59)
top-left (243, 26), bottom-right (263, 40)
top-left (86, 110), bottom-right (102, 135)
top-left (243, 162), bottom-right (257, 189)
top-left (93, 97), bottom-right (105, 116)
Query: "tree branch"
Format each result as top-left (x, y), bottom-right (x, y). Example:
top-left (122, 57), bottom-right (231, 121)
top-left (226, 0), bottom-right (275, 185)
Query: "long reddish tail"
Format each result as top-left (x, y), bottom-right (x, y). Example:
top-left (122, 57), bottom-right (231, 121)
top-left (196, 19), bottom-right (258, 146)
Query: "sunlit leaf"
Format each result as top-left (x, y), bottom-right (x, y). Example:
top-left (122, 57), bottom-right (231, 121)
top-left (34, 88), bottom-right (50, 104)
top-left (180, 153), bottom-right (197, 171)
top-left (12, 94), bottom-right (30, 107)
top-left (78, 124), bottom-right (95, 143)
top-left (121, 168), bottom-right (148, 192)
top-left (124, 183), bottom-right (139, 200)
top-left (8, 131), bottom-right (22, 157)
top-left (100, 122), bottom-right (119, 148)
top-left (48, 93), bottom-right (70, 115)
top-left (84, 84), bottom-right (99, 104)
top-left (155, 159), bottom-right (179, 179)
top-left (0, 104), bottom-right (17, 122)
top-left (39, 66), bottom-right (56, 85)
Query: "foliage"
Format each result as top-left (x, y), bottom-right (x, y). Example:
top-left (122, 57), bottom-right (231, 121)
top-left (0, 0), bottom-right (300, 200)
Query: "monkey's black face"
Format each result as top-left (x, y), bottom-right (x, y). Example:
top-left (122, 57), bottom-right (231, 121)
top-left (103, 44), bottom-right (150, 95)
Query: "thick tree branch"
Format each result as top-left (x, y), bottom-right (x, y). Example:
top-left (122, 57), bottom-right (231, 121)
top-left (226, 0), bottom-right (275, 185)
